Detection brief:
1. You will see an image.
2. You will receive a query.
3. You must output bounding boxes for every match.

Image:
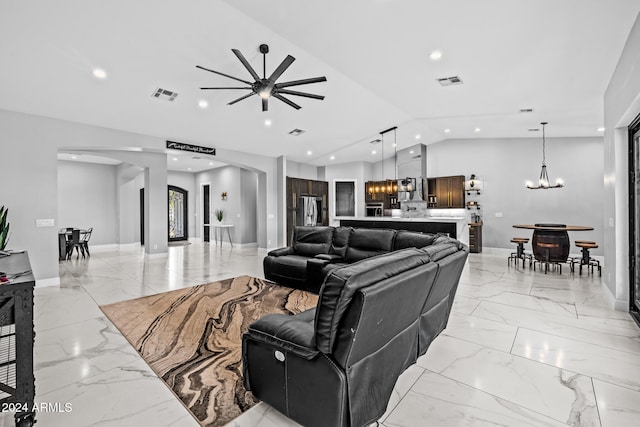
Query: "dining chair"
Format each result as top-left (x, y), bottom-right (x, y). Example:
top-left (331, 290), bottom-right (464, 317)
top-left (66, 229), bottom-right (83, 259)
top-left (81, 227), bottom-right (93, 257)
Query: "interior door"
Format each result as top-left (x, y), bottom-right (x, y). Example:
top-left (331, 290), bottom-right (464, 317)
top-left (203, 184), bottom-right (210, 243)
top-left (630, 116), bottom-right (640, 323)
top-left (168, 185), bottom-right (188, 241)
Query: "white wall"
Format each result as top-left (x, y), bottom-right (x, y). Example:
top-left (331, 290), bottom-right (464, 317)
top-left (195, 165), bottom-right (258, 245)
top-left (604, 12), bottom-right (640, 308)
top-left (57, 161), bottom-right (118, 245)
top-left (0, 108), bottom-right (285, 281)
top-left (324, 161), bottom-right (373, 221)
top-left (286, 160), bottom-right (319, 180)
top-left (168, 171), bottom-right (196, 239)
top-left (426, 137), bottom-right (604, 254)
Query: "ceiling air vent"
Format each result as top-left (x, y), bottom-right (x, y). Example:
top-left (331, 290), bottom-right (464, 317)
top-left (528, 128), bottom-right (540, 132)
top-left (436, 76), bottom-right (463, 86)
top-left (369, 139), bottom-right (382, 144)
top-left (152, 87), bottom-right (178, 102)
top-left (288, 129), bottom-right (306, 136)
top-left (520, 108), bottom-right (534, 113)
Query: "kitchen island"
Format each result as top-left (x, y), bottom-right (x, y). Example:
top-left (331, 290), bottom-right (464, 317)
top-left (338, 216), bottom-right (469, 245)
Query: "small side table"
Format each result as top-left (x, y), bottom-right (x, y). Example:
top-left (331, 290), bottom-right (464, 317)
top-left (213, 224), bottom-right (234, 247)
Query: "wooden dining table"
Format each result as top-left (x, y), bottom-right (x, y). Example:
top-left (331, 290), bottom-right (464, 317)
top-left (58, 229), bottom-right (88, 260)
top-left (512, 224), bottom-right (594, 263)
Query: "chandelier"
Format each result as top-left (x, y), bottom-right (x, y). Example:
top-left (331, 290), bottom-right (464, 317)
top-left (526, 122), bottom-right (564, 189)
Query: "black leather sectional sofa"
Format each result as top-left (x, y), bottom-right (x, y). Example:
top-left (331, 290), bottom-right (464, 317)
top-left (244, 225), bottom-right (469, 427)
top-left (263, 225), bottom-right (443, 293)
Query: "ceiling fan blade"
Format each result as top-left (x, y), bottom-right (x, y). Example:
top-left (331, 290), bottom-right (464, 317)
top-left (231, 49), bottom-right (261, 81)
top-left (276, 89), bottom-right (325, 100)
top-left (200, 87), bottom-right (253, 90)
top-left (275, 76), bottom-right (327, 88)
top-left (262, 97), bottom-right (268, 112)
top-left (227, 92), bottom-right (256, 105)
top-left (268, 55), bottom-right (295, 82)
top-left (273, 94), bottom-right (301, 110)
top-left (196, 65), bottom-right (253, 85)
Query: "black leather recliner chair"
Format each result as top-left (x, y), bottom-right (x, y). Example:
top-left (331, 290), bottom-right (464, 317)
top-left (243, 238), bottom-right (468, 427)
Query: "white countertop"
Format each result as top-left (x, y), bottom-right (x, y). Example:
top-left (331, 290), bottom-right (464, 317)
top-left (337, 216), bottom-right (466, 223)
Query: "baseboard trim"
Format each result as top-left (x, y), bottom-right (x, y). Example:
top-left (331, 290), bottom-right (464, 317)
top-left (37, 276), bottom-right (60, 288)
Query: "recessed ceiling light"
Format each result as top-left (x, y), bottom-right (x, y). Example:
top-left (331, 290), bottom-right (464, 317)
top-left (187, 168), bottom-right (192, 171)
top-left (264, 119), bottom-right (272, 127)
top-left (306, 150), bottom-right (313, 156)
top-left (330, 155), bottom-right (335, 160)
top-left (172, 157), bottom-right (178, 161)
top-left (444, 128), bottom-right (451, 133)
top-left (372, 150), bottom-right (377, 155)
top-left (410, 150), bottom-right (414, 154)
top-left (392, 143), bottom-right (397, 147)
top-left (415, 134), bottom-right (421, 140)
top-left (198, 100), bottom-right (209, 109)
top-left (597, 127), bottom-right (605, 132)
top-left (474, 128), bottom-right (481, 132)
top-left (428, 50), bottom-right (442, 61)
top-left (92, 68), bottom-right (107, 79)
top-left (71, 155), bottom-right (77, 160)
top-left (209, 162), bottom-right (214, 166)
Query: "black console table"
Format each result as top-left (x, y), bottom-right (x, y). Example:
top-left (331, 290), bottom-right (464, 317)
top-left (0, 253), bottom-right (35, 426)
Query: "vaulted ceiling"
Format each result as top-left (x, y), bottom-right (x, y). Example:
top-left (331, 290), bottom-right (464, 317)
top-left (1, 0), bottom-right (638, 167)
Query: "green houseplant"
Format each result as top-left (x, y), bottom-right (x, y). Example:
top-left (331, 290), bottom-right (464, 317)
top-left (215, 209), bottom-right (224, 222)
top-left (0, 206), bottom-right (10, 250)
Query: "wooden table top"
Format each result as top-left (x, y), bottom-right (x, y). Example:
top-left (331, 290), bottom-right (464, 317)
top-left (512, 224), bottom-right (593, 231)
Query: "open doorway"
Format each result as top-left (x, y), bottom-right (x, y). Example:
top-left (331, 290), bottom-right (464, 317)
top-left (139, 186), bottom-right (189, 244)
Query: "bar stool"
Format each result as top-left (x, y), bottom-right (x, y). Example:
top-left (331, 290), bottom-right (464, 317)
top-left (533, 242), bottom-right (562, 274)
top-left (508, 237), bottom-right (532, 267)
top-left (573, 242), bottom-right (601, 275)
top-left (568, 240), bottom-right (595, 272)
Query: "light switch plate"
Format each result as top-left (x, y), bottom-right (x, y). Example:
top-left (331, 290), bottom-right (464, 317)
top-left (495, 212), bottom-right (503, 218)
top-left (36, 218), bottom-right (55, 227)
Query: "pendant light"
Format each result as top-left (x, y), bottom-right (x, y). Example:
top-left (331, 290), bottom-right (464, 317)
top-left (526, 122), bottom-right (564, 189)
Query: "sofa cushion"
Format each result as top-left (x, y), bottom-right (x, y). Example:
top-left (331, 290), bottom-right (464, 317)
top-left (393, 230), bottom-right (438, 251)
top-left (315, 248), bottom-right (431, 354)
top-left (330, 227), bottom-right (352, 258)
top-left (344, 228), bottom-right (396, 263)
top-left (264, 254), bottom-right (309, 282)
top-left (292, 226), bottom-right (334, 257)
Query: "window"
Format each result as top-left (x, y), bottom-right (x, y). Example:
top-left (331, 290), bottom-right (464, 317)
top-left (334, 180), bottom-right (356, 217)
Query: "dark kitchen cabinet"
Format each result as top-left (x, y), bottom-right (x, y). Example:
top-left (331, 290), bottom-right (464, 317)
top-left (286, 177), bottom-right (329, 244)
top-left (428, 175), bottom-right (465, 208)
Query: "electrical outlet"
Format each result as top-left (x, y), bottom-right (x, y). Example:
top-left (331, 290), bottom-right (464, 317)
top-left (495, 212), bottom-right (503, 218)
top-left (36, 219), bottom-right (55, 227)
top-left (609, 217), bottom-right (614, 227)
top-left (153, 244), bottom-right (158, 250)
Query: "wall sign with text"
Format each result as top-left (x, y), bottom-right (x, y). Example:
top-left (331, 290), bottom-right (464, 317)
top-left (166, 141), bottom-right (216, 155)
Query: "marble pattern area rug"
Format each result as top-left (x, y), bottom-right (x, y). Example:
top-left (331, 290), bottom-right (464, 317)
top-left (100, 275), bottom-right (318, 427)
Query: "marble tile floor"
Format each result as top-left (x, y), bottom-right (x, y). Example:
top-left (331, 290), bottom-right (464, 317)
top-left (1, 243), bottom-right (639, 426)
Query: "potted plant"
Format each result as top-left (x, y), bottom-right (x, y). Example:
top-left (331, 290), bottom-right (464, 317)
top-left (215, 209), bottom-right (224, 222)
top-left (0, 206), bottom-right (10, 250)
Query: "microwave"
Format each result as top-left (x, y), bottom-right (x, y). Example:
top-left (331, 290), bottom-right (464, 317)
top-left (365, 203), bottom-right (384, 217)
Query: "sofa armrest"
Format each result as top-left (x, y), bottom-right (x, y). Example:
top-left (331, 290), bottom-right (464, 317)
top-left (315, 253), bottom-right (344, 262)
top-left (267, 247), bottom-right (295, 257)
top-left (246, 310), bottom-right (319, 360)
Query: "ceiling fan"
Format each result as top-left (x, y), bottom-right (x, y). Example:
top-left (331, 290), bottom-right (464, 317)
top-left (196, 44), bottom-right (327, 112)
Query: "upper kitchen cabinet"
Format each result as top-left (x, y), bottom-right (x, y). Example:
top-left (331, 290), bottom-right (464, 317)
top-left (427, 175), bottom-right (465, 208)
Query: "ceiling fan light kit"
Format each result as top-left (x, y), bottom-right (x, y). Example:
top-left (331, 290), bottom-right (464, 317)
top-left (197, 44), bottom-right (327, 112)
